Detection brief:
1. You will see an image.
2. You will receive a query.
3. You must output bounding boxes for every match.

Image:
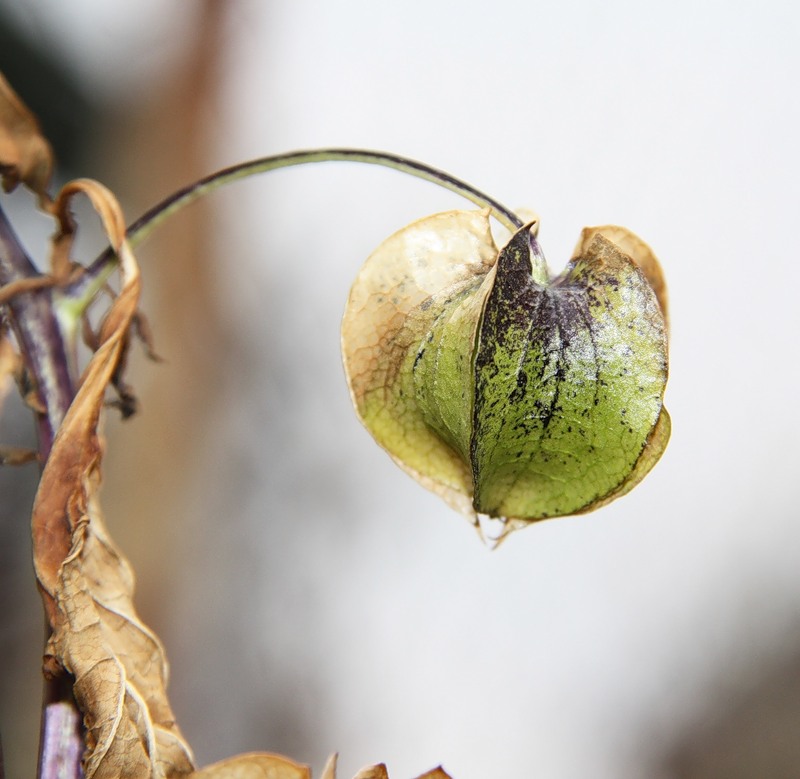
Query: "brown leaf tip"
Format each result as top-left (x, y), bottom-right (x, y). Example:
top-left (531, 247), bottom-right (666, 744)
top-left (0, 72), bottom-right (54, 202)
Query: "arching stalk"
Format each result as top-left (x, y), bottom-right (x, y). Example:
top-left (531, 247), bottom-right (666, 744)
top-left (72, 149), bottom-right (523, 302)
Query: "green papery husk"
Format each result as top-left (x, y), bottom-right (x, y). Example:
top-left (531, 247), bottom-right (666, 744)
top-left (342, 209), bottom-right (669, 536)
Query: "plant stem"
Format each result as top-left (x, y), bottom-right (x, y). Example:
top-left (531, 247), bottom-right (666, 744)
top-left (0, 206), bottom-right (73, 452)
top-left (38, 675), bottom-right (83, 779)
top-left (0, 204), bottom-right (83, 778)
top-left (75, 148), bottom-right (524, 294)
top-left (129, 148), bottom-right (524, 242)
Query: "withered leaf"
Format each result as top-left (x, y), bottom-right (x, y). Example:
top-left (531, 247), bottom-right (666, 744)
top-left (188, 753), bottom-right (451, 779)
top-left (342, 210), bottom-right (669, 537)
top-left (0, 71), bottom-right (53, 203)
top-left (0, 333), bottom-right (17, 418)
top-left (320, 754), bottom-right (338, 779)
top-left (352, 765), bottom-right (389, 779)
top-left (191, 752), bottom-right (311, 778)
top-left (0, 443), bottom-right (37, 464)
top-left (32, 181), bottom-right (193, 776)
top-left (349, 765), bottom-right (452, 779)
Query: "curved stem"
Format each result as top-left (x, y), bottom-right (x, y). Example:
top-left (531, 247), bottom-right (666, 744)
top-left (78, 148), bottom-right (523, 290)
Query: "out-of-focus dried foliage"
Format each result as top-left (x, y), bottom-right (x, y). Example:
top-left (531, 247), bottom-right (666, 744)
top-left (190, 754), bottom-right (454, 779)
top-left (191, 752), bottom-right (311, 778)
top-left (0, 443), bottom-right (37, 464)
top-left (0, 340), bottom-right (36, 461)
top-left (0, 331), bottom-right (17, 414)
top-left (319, 755), bottom-right (453, 779)
top-left (345, 763), bottom-right (452, 779)
top-left (0, 71), bottom-right (53, 204)
top-left (342, 210), bottom-right (669, 540)
top-left (351, 766), bottom-right (390, 779)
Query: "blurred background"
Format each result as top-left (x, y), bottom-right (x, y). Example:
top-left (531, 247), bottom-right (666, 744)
top-left (1, 1), bottom-right (800, 777)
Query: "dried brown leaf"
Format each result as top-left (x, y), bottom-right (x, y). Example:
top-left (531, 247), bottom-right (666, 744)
top-left (0, 333), bottom-right (17, 414)
top-left (0, 275), bottom-right (57, 306)
top-left (317, 755), bottom-right (453, 779)
top-left (0, 72), bottom-right (53, 203)
top-left (352, 766), bottom-right (389, 779)
top-left (32, 181), bottom-right (193, 776)
top-left (0, 444), bottom-right (37, 464)
top-left (191, 753), bottom-right (311, 778)
top-left (52, 178), bottom-right (128, 281)
top-left (320, 754), bottom-right (338, 779)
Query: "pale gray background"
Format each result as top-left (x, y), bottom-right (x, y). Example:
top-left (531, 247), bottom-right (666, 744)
top-left (3, 2), bottom-right (800, 778)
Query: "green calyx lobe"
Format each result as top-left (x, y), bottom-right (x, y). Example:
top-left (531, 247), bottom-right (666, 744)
top-left (411, 223), bottom-right (668, 522)
top-left (473, 226), bottom-right (666, 518)
top-left (342, 210), bottom-right (669, 531)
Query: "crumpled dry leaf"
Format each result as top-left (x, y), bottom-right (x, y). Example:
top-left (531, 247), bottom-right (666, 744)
top-left (31, 180), bottom-right (194, 777)
top-left (342, 209), bottom-right (669, 538)
top-left (352, 766), bottom-right (389, 779)
top-left (191, 752), bottom-right (310, 778)
top-left (0, 333), bottom-right (37, 464)
top-left (0, 71), bottom-right (53, 204)
top-left (0, 443), bottom-right (37, 464)
top-left (349, 764), bottom-right (452, 779)
top-left (319, 755), bottom-right (452, 779)
top-left (320, 754), bottom-right (338, 779)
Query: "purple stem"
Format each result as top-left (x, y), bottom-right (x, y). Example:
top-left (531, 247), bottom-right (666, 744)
top-left (0, 203), bottom-right (83, 777)
top-left (0, 206), bottom-right (74, 447)
top-left (37, 675), bottom-right (84, 779)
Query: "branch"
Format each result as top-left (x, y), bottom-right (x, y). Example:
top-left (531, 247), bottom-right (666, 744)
top-left (0, 203), bottom-right (83, 778)
top-left (0, 205), bottom-right (74, 450)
